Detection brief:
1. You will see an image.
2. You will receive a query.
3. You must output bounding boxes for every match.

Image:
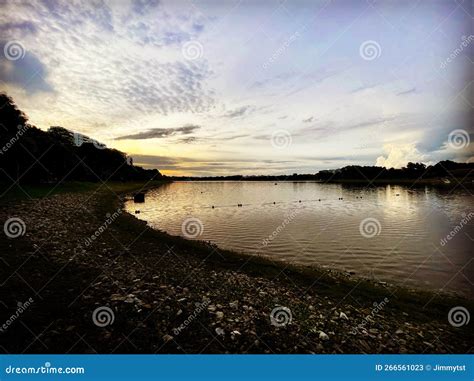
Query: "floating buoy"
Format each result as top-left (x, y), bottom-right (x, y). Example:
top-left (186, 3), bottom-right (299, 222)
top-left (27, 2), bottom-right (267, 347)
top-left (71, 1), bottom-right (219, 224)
top-left (318, 199), bottom-right (321, 201)
top-left (237, 203), bottom-right (242, 207)
top-left (273, 202), bottom-right (276, 204)
top-left (212, 205), bottom-right (215, 209)
top-left (299, 200), bottom-right (301, 203)
top-left (274, 183), bottom-right (277, 185)
top-left (396, 194), bottom-right (400, 196)
top-left (135, 210), bottom-right (140, 214)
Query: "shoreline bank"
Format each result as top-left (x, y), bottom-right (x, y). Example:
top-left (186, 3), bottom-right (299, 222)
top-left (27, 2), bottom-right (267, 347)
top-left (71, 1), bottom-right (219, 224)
top-left (1, 182), bottom-right (472, 354)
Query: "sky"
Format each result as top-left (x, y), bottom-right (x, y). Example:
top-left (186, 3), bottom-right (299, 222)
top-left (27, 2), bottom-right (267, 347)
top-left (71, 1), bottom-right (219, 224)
top-left (0, 0), bottom-right (472, 176)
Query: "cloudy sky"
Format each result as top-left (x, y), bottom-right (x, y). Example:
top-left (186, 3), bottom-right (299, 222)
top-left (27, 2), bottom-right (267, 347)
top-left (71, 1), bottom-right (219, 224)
top-left (0, 0), bottom-right (472, 176)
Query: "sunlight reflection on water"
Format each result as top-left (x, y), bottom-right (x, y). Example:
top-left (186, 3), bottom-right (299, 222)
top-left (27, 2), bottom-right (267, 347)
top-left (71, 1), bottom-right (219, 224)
top-left (125, 181), bottom-right (473, 297)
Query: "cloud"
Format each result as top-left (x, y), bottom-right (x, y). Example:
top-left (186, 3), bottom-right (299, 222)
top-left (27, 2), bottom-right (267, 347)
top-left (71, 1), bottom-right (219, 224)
top-left (0, 21), bottom-right (37, 34)
top-left (396, 87), bottom-right (417, 96)
top-left (350, 83), bottom-right (378, 93)
top-left (116, 124), bottom-right (200, 140)
top-left (0, 41), bottom-right (53, 93)
top-left (222, 105), bottom-right (255, 118)
top-left (177, 136), bottom-right (198, 144)
top-left (376, 143), bottom-right (431, 168)
top-left (132, 0), bottom-right (160, 16)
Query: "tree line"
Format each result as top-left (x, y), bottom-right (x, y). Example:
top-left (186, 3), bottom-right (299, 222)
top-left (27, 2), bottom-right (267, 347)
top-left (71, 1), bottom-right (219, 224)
top-left (0, 93), bottom-right (161, 185)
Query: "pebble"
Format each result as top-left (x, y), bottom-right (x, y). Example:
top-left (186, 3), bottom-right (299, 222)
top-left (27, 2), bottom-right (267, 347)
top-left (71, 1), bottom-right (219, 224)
top-left (319, 331), bottom-right (329, 341)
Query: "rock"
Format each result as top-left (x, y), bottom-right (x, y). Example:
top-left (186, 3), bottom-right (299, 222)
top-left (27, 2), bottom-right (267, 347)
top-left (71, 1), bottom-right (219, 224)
top-left (162, 335), bottom-right (174, 343)
top-left (339, 312), bottom-right (348, 320)
top-left (216, 311), bottom-right (224, 320)
top-left (215, 328), bottom-right (225, 336)
top-left (395, 329), bottom-right (404, 335)
top-left (319, 331), bottom-right (329, 341)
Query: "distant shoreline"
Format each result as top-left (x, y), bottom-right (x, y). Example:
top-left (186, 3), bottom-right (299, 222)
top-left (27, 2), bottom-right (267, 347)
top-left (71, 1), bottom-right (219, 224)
top-left (168, 178), bottom-right (472, 187)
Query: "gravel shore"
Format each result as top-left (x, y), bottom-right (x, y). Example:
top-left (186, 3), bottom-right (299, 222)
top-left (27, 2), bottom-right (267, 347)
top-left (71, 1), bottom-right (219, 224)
top-left (1, 185), bottom-right (472, 354)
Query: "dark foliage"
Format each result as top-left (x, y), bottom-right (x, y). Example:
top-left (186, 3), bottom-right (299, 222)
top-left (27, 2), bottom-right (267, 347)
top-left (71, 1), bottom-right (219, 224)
top-left (314, 161), bottom-right (473, 181)
top-left (172, 162), bottom-right (473, 182)
top-left (0, 93), bottom-right (161, 185)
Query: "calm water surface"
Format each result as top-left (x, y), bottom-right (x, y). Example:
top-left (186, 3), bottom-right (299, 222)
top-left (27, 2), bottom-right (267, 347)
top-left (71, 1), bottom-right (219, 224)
top-left (125, 181), bottom-right (473, 297)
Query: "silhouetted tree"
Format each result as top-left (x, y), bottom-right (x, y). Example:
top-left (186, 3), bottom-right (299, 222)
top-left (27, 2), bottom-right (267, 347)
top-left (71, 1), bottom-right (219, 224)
top-left (0, 93), bottom-right (162, 186)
